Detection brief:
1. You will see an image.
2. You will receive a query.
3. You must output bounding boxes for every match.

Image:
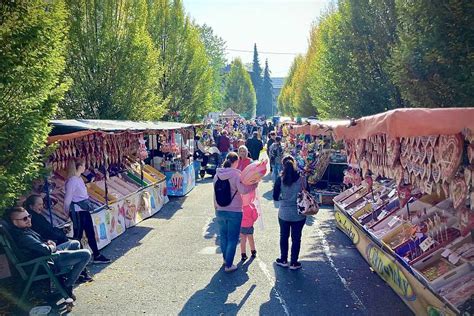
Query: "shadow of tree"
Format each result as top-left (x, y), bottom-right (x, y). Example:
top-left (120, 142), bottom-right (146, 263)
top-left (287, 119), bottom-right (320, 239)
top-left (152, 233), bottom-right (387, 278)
top-left (179, 259), bottom-right (255, 316)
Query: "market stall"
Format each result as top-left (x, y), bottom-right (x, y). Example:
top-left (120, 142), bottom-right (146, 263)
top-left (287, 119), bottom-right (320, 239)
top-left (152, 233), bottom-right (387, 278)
top-left (331, 108), bottom-right (474, 315)
top-left (21, 120), bottom-right (183, 251)
top-left (289, 120), bottom-right (349, 205)
top-left (219, 108), bottom-right (241, 120)
top-left (147, 123), bottom-right (196, 196)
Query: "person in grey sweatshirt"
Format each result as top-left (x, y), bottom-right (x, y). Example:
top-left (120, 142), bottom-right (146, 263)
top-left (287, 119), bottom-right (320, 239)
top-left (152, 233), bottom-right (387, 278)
top-left (214, 152), bottom-right (257, 272)
top-left (273, 155), bottom-right (306, 270)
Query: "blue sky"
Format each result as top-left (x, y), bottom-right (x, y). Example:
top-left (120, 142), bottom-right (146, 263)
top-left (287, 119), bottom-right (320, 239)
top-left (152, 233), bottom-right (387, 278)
top-left (182, 0), bottom-right (331, 77)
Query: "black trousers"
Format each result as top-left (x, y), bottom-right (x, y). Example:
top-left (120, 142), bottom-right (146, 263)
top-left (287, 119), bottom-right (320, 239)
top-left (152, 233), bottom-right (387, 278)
top-left (278, 218), bottom-right (305, 264)
top-left (74, 211), bottom-right (100, 257)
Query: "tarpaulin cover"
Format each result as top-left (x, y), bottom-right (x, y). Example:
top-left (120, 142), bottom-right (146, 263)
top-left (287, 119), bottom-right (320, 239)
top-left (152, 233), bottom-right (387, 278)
top-left (50, 119), bottom-right (194, 136)
top-left (291, 120), bottom-right (349, 136)
top-left (47, 130), bottom-right (97, 144)
top-left (219, 108), bottom-right (241, 118)
top-left (332, 108), bottom-right (474, 140)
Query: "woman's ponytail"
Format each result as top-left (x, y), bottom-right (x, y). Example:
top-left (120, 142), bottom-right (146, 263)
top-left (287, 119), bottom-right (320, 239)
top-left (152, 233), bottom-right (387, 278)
top-left (223, 152), bottom-right (238, 168)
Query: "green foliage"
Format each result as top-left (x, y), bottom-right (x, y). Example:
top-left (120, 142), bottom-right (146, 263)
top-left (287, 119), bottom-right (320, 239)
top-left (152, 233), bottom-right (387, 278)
top-left (390, 0), bottom-right (474, 107)
top-left (223, 58), bottom-right (256, 119)
top-left (282, 0), bottom-right (472, 119)
top-left (195, 23), bottom-right (227, 111)
top-left (251, 44), bottom-right (264, 116)
top-left (148, 0), bottom-right (213, 123)
top-left (308, 1), bottom-right (400, 119)
top-left (60, 0), bottom-right (163, 120)
top-left (259, 60), bottom-right (274, 117)
top-left (0, 0), bottom-right (70, 212)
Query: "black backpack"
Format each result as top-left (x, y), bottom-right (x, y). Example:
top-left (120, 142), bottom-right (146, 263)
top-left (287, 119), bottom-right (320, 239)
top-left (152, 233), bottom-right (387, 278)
top-left (214, 176), bottom-right (238, 207)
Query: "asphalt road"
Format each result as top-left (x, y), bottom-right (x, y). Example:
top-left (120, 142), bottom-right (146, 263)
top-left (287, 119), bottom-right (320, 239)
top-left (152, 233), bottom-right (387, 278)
top-left (73, 173), bottom-right (413, 315)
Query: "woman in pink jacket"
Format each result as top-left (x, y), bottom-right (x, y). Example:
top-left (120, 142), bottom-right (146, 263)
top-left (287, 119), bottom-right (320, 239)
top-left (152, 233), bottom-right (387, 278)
top-left (214, 152), bottom-right (257, 272)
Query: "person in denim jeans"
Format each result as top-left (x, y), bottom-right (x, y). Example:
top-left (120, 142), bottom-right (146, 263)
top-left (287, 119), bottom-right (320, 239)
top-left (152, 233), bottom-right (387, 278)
top-left (269, 136), bottom-right (283, 183)
top-left (214, 152), bottom-right (257, 273)
top-left (4, 207), bottom-right (91, 301)
top-left (273, 156), bottom-right (306, 270)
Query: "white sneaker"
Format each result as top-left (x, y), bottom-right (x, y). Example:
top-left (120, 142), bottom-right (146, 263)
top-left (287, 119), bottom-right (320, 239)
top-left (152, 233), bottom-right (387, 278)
top-left (224, 265), bottom-right (238, 273)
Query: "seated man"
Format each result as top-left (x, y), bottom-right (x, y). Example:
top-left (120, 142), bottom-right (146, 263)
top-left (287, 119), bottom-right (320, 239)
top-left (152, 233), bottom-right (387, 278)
top-left (23, 195), bottom-right (93, 282)
top-left (4, 207), bottom-right (91, 300)
top-left (23, 195), bottom-right (69, 244)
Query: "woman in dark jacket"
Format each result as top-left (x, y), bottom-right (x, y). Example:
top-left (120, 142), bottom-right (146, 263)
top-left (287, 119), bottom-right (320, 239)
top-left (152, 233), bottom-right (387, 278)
top-left (273, 156), bottom-right (306, 270)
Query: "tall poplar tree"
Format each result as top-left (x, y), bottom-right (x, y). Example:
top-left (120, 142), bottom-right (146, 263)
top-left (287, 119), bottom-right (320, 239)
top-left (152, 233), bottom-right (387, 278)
top-left (60, 0), bottom-right (163, 120)
top-left (196, 23), bottom-right (227, 111)
top-left (260, 60), bottom-right (274, 117)
top-left (251, 44), bottom-right (263, 115)
top-left (0, 0), bottom-right (69, 211)
top-left (147, 0), bottom-right (213, 122)
top-left (223, 58), bottom-right (256, 119)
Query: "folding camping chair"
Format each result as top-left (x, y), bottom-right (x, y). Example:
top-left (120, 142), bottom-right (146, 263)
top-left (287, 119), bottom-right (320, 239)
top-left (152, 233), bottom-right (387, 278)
top-left (0, 221), bottom-right (70, 304)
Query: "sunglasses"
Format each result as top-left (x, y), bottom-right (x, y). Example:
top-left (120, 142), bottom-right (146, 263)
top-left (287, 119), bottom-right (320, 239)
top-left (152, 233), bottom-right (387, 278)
top-left (13, 214), bottom-right (32, 222)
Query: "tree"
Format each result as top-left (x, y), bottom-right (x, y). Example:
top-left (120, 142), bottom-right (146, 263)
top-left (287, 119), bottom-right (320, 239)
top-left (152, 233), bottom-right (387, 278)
top-left (147, 0), bottom-right (214, 122)
top-left (390, 0), bottom-right (474, 108)
top-left (307, 1), bottom-right (400, 119)
top-left (60, 0), bottom-right (163, 120)
top-left (0, 0), bottom-right (70, 212)
top-left (278, 55), bottom-right (302, 116)
top-left (251, 44), bottom-right (264, 115)
top-left (223, 58), bottom-right (256, 119)
top-left (195, 23), bottom-right (227, 111)
top-left (260, 60), bottom-right (274, 117)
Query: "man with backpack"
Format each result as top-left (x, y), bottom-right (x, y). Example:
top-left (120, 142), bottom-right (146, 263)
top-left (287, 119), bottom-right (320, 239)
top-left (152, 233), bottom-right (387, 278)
top-left (269, 136), bottom-right (284, 182)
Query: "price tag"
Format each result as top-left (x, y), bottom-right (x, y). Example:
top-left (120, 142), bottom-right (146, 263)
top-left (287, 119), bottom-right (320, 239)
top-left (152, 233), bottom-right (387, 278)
top-left (388, 189), bottom-right (396, 198)
top-left (441, 249), bottom-right (452, 258)
top-left (377, 210), bottom-right (388, 220)
top-left (419, 237), bottom-right (435, 252)
top-left (387, 216), bottom-right (400, 228)
top-left (448, 252), bottom-right (461, 265)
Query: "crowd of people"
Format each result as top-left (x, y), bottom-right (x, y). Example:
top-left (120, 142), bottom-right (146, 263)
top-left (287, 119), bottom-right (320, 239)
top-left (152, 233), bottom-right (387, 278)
top-left (2, 116), bottom-right (309, 306)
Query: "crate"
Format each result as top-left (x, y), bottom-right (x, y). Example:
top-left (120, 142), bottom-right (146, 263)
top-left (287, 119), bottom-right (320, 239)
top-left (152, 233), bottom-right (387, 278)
top-left (381, 222), bottom-right (415, 249)
top-left (412, 248), bottom-right (472, 291)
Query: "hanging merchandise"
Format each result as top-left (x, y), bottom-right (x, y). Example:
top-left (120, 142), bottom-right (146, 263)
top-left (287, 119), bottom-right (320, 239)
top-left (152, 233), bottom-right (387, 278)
top-left (332, 108), bottom-right (474, 316)
top-left (157, 127), bottom-right (197, 196)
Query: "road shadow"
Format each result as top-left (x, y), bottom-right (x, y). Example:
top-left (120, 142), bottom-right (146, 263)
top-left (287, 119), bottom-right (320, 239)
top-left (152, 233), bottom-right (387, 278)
top-left (154, 195), bottom-right (189, 220)
top-left (259, 260), bottom-right (370, 316)
top-left (262, 172), bottom-right (273, 183)
top-left (262, 189), bottom-right (274, 201)
top-left (195, 176), bottom-right (214, 185)
top-left (2, 277), bottom-right (79, 316)
top-left (203, 216), bottom-right (221, 249)
top-left (179, 259), bottom-right (255, 316)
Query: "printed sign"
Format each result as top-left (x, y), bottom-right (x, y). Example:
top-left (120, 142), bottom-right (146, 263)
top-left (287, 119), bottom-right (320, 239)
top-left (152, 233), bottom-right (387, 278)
top-left (335, 210), bottom-right (360, 244)
top-left (91, 209), bottom-right (111, 250)
top-left (366, 243), bottom-right (416, 301)
top-left (165, 164), bottom-right (195, 196)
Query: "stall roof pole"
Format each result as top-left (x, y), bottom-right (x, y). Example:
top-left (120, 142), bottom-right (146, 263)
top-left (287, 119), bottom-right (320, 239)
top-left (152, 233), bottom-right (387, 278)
top-left (44, 177), bottom-right (53, 225)
top-left (102, 136), bottom-right (109, 207)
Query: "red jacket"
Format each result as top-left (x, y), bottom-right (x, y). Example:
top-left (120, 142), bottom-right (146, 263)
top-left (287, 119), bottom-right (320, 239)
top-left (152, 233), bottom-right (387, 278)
top-left (237, 157), bottom-right (252, 171)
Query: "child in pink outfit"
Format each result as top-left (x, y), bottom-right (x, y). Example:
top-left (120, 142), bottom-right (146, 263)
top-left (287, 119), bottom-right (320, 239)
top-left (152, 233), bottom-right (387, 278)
top-left (240, 190), bottom-right (259, 261)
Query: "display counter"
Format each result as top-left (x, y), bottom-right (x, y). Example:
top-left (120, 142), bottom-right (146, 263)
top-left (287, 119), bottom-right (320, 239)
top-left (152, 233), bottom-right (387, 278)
top-left (91, 180), bottom-right (169, 249)
top-left (333, 181), bottom-right (472, 316)
top-left (164, 163), bottom-right (196, 197)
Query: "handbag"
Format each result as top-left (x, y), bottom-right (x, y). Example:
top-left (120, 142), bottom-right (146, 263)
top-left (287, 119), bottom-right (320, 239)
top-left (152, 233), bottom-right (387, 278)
top-left (296, 180), bottom-right (319, 216)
